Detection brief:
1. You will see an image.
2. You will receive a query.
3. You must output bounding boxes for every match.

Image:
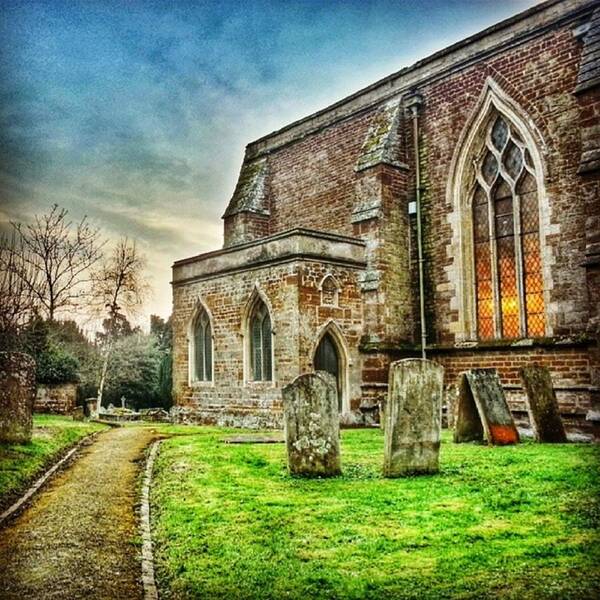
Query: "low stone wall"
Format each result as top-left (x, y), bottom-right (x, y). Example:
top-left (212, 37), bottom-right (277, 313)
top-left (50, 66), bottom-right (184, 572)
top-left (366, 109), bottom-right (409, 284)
top-left (170, 405), bottom-right (283, 429)
top-left (35, 383), bottom-right (77, 415)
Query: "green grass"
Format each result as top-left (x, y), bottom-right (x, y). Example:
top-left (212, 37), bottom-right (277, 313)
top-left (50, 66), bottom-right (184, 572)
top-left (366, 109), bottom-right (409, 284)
top-left (152, 428), bottom-right (600, 600)
top-left (0, 414), bottom-right (107, 505)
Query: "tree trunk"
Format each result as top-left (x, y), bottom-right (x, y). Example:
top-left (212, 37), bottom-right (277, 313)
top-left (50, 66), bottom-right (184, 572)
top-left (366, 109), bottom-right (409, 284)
top-left (95, 341), bottom-right (112, 417)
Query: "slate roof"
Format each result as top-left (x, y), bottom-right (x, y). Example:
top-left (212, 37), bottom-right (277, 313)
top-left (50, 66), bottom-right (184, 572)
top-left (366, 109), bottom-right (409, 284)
top-left (223, 157), bottom-right (269, 217)
top-left (575, 6), bottom-right (600, 94)
top-left (354, 99), bottom-right (406, 172)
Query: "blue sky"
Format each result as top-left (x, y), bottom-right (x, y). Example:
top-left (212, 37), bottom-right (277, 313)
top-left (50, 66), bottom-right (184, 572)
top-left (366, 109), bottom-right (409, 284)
top-left (0, 0), bottom-right (542, 322)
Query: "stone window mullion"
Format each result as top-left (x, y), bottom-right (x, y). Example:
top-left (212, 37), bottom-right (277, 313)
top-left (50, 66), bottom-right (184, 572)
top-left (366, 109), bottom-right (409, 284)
top-left (512, 192), bottom-right (527, 337)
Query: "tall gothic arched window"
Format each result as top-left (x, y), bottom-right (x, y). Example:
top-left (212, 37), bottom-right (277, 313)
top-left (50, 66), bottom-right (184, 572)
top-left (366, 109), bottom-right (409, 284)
top-left (193, 308), bottom-right (212, 381)
top-left (249, 300), bottom-right (272, 381)
top-left (473, 114), bottom-right (545, 340)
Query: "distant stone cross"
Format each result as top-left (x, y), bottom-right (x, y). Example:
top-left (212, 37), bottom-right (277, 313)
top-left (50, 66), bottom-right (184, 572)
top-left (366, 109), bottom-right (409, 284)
top-left (282, 371), bottom-right (341, 477)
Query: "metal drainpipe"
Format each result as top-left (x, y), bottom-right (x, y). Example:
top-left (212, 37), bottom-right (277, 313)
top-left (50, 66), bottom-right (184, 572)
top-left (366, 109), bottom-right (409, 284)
top-left (406, 93), bottom-right (427, 359)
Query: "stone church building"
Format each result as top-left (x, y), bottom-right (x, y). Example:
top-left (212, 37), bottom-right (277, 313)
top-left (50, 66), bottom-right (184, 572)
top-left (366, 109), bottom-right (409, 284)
top-left (172, 0), bottom-right (599, 429)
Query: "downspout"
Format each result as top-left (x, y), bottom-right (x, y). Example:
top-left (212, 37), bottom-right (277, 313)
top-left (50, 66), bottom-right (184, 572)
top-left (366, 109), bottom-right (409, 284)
top-left (406, 93), bottom-right (427, 359)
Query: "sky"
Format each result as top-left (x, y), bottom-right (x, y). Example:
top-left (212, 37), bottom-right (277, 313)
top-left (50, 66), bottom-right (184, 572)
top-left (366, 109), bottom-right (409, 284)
top-left (0, 0), bottom-right (543, 326)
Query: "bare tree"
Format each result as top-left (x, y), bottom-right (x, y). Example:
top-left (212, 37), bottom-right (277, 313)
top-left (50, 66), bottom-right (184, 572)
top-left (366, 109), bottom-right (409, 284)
top-left (11, 204), bottom-right (104, 321)
top-left (91, 238), bottom-right (150, 414)
top-left (0, 232), bottom-right (38, 348)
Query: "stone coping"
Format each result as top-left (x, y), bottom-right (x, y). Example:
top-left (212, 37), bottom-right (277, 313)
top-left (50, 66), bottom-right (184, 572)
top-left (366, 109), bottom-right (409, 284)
top-left (245, 0), bottom-right (595, 160)
top-left (172, 228), bottom-right (367, 285)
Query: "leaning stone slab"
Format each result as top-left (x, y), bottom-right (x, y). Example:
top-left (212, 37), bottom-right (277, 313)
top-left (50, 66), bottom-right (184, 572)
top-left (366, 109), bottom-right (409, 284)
top-left (519, 365), bottom-right (567, 443)
top-left (0, 352), bottom-right (36, 444)
top-left (383, 358), bottom-right (444, 477)
top-left (282, 371), bottom-right (341, 477)
top-left (454, 369), bottom-right (519, 446)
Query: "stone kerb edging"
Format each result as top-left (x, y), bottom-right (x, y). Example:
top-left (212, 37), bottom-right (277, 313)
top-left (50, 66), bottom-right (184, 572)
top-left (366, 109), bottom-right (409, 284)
top-left (141, 439), bottom-right (161, 600)
top-left (0, 430), bottom-right (102, 526)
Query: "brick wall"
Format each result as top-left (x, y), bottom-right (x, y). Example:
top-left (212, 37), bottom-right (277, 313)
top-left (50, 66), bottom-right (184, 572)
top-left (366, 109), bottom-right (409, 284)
top-left (172, 259), bottom-right (364, 426)
top-left (173, 4), bottom-right (598, 428)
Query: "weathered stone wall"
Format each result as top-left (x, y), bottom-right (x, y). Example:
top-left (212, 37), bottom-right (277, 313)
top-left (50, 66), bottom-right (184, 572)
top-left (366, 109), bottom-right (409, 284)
top-left (172, 259), bottom-right (363, 426)
top-left (0, 352), bottom-right (36, 444)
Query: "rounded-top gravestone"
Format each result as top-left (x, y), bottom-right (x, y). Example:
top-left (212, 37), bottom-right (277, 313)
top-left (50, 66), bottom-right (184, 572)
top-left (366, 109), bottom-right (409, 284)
top-left (282, 371), bottom-right (341, 477)
top-left (0, 352), bottom-right (36, 444)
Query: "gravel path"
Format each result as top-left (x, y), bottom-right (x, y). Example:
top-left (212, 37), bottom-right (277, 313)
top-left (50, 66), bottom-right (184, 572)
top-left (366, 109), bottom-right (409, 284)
top-left (0, 426), bottom-right (157, 600)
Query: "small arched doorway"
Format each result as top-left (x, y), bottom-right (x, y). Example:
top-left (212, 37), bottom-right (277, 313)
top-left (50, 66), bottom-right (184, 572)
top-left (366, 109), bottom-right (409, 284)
top-left (314, 333), bottom-right (342, 411)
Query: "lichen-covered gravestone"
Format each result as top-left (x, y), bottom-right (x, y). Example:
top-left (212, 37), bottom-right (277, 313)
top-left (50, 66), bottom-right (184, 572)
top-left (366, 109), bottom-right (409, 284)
top-left (0, 352), bottom-right (36, 444)
top-left (383, 358), bottom-right (444, 477)
top-left (454, 369), bottom-right (519, 445)
top-left (282, 371), bottom-right (341, 477)
top-left (519, 365), bottom-right (567, 443)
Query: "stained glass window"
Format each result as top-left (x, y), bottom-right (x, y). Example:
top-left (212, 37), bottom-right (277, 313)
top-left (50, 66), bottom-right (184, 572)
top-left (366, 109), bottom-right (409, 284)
top-left (472, 115), bottom-right (545, 339)
top-left (193, 309), bottom-right (212, 381)
top-left (250, 301), bottom-right (272, 381)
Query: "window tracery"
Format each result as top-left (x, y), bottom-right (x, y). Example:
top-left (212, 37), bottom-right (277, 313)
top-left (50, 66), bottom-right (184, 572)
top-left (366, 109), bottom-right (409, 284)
top-left (472, 115), bottom-right (545, 339)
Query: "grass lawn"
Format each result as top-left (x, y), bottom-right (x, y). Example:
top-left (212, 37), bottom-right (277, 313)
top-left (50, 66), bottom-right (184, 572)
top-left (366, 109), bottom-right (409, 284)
top-left (152, 428), bottom-right (600, 600)
top-left (0, 414), bottom-right (107, 508)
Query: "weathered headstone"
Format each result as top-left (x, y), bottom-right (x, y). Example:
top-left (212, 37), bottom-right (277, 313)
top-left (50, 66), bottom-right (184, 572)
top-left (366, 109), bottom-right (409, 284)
top-left (454, 369), bottom-right (519, 445)
top-left (282, 371), bottom-right (341, 477)
top-left (383, 358), bottom-right (444, 477)
top-left (84, 398), bottom-right (97, 417)
top-left (519, 365), bottom-right (567, 443)
top-left (0, 352), bottom-right (36, 444)
top-left (72, 406), bottom-right (85, 421)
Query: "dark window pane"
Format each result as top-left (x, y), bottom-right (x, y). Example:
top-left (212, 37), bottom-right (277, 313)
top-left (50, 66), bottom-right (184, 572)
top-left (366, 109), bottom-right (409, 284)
top-left (473, 185), bottom-right (487, 206)
top-left (251, 315), bottom-right (262, 380)
top-left (495, 213), bottom-right (514, 238)
top-left (482, 152), bottom-right (498, 184)
top-left (503, 141), bottom-right (523, 179)
top-left (493, 179), bottom-right (512, 201)
top-left (204, 322), bottom-right (212, 381)
top-left (195, 316), bottom-right (205, 381)
top-left (491, 117), bottom-right (508, 150)
top-left (262, 313), bottom-right (272, 381)
top-left (473, 204), bottom-right (489, 241)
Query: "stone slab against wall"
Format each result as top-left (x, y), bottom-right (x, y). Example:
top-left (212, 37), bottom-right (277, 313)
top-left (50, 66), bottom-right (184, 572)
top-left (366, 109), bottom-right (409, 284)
top-left (383, 358), bottom-right (444, 477)
top-left (519, 365), bottom-right (567, 443)
top-left (0, 352), bottom-right (36, 444)
top-left (454, 369), bottom-right (519, 445)
top-left (282, 371), bottom-right (341, 477)
top-left (35, 383), bottom-right (77, 415)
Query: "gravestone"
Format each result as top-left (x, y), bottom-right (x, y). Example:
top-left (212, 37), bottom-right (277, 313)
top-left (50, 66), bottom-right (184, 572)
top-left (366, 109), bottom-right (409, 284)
top-left (454, 369), bottom-right (519, 445)
top-left (72, 406), bottom-right (85, 421)
top-left (282, 371), bottom-right (341, 477)
top-left (84, 398), bottom-right (97, 417)
top-left (0, 352), bottom-right (36, 444)
top-left (383, 358), bottom-right (444, 477)
top-left (519, 365), bottom-right (567, 443)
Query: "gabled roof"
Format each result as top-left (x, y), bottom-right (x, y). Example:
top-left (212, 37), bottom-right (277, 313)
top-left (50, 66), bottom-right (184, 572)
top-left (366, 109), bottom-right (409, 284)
top-left (575, 7), bottom-right (600, 93)
top-left (222, 157), bottom-right (269, 218)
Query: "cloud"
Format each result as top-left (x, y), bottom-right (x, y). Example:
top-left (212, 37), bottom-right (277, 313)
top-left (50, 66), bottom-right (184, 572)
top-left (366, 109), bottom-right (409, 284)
top-left (0, 0), bottom-right (541, 320)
